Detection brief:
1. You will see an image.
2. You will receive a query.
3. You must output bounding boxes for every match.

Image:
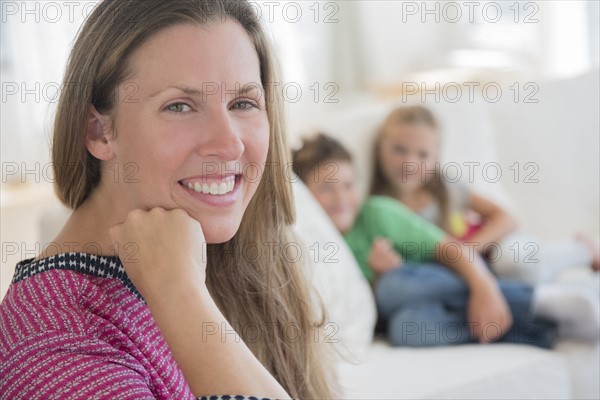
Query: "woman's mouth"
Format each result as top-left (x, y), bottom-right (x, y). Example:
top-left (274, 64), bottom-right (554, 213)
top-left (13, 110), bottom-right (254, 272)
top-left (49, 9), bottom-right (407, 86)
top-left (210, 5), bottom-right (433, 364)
top-left (180, 175), bottom-right (236, 195)
top-left (178, 174), bottom-right (243, 206)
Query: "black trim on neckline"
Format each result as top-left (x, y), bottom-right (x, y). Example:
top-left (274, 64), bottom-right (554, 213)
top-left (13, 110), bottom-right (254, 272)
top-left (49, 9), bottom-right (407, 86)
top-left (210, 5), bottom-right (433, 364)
top-left (12, 253), bottom-right (143, 301)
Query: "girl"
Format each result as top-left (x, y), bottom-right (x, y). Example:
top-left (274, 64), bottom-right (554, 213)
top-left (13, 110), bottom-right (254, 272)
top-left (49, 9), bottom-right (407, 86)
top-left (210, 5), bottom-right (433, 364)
top-left (0, 1), bottom-right (336, 399)
top-left (371, 105), bottom-right (600, 285)
top-left (293, 134), bottom-right (598, 348)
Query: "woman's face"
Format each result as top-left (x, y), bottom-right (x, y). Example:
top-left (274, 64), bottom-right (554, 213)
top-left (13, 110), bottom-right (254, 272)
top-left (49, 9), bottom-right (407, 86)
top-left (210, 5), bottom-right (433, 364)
top-left (104, 22), bottom-right (269, 243)
top-left (378, 122), bottom-right (439, 193)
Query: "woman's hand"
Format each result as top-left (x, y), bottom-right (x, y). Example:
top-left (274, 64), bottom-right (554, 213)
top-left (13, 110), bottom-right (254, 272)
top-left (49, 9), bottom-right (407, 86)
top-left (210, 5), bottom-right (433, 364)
top-left (108, 207), bottom-right (207, 300)
top-left (467, 280), bottom-right (513, 343)
top-left (368, 237), bottom-right (403, 274)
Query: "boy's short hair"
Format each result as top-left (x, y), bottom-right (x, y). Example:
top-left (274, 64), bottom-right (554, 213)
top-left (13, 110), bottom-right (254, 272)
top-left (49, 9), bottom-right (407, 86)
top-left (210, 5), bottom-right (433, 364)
top-left (292, 133), bottom-right (353, 183)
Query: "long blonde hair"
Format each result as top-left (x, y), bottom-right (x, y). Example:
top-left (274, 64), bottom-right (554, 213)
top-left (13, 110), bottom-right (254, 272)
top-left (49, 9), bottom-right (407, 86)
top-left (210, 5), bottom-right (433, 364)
top-left (370, 105), bottom-right (452, 232)
top-left (52, 1), bottom-right (335, 397)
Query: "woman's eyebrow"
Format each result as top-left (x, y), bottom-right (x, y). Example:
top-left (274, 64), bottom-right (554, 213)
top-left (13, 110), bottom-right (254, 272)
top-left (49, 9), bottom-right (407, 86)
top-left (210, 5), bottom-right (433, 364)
top-left (149, 84), bottom-right (263, 99)
top-left (149, 85), bottom-right (203, 98)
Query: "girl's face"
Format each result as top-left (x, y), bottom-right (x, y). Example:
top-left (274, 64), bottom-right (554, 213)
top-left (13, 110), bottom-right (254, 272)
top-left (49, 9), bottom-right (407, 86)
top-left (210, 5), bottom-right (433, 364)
top-left (100, 22), bottom-right (269, 243)
top-left (378, 122), bottom-right (439, 193)
top-left (306, 161), bottom-right (360, 234)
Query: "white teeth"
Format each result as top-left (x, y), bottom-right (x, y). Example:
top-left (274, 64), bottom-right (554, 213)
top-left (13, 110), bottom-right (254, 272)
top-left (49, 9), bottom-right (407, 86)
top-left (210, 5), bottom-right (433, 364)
top-left (184, 176), bottom-right (236, 195)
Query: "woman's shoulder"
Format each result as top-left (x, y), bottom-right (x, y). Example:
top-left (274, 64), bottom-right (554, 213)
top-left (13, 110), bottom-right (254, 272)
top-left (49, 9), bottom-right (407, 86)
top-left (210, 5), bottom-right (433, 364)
top-left (0, 254), bottom-right (189, 399)
top-left (10, 252), bottom-right (141, 300)
top-left (1, 253), bottom-right (146, 350)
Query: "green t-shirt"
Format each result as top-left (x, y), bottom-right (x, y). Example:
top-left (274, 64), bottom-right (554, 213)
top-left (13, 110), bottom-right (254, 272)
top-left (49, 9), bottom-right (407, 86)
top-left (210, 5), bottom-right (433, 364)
top-left (344, 196), bottom-right (446, 282)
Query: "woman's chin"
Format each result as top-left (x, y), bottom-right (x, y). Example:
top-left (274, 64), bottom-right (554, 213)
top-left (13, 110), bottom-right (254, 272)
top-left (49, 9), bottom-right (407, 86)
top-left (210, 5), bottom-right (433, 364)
top-left (200, 221), bottom-right (240, 244)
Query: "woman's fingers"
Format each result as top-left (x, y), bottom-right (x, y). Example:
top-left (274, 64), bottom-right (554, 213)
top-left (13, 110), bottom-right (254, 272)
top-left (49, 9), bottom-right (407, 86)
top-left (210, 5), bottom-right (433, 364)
top-left (109, 207), bottom-right (207, 299)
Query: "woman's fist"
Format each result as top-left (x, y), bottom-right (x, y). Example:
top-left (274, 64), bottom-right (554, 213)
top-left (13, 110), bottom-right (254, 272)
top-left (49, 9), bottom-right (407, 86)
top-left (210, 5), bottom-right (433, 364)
top-left (109, 207), bottom-right (207, 300)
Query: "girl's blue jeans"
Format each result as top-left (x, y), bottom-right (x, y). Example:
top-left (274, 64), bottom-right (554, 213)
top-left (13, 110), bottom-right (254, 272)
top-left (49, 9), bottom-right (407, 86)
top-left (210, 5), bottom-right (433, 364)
top-left (375, 263), bottom-right (557, 348)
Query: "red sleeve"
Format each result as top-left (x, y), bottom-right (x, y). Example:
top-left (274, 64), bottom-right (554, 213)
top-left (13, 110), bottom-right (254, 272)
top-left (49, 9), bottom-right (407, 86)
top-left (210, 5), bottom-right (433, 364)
top-left (1, 331), bottom-right (156, 400)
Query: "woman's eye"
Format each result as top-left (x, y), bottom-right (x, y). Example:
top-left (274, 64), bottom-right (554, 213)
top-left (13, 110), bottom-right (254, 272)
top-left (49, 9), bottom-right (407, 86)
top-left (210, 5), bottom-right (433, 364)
top-left (394, 146), bottom-right (406, 154)
top-left (166, 103), bottom-right (192, 113)
top-left (231, 100), bottom-right (257, 110)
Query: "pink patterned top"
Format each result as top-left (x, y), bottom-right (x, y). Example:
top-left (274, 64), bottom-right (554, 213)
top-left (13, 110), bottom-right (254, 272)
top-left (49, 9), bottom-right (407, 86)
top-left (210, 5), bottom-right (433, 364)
top-left (0, 253), bottom-right (272, 400)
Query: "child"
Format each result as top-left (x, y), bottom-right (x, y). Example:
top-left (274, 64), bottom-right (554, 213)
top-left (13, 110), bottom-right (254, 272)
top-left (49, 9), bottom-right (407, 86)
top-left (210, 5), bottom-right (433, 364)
top-left (292, 134), bottom-right (599, 347)
top-left (370, 105), bottom-right (600, 285)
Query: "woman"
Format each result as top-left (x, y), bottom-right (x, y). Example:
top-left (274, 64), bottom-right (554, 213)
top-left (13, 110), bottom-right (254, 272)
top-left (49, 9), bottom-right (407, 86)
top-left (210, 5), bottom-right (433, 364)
top-left (0, 0), bottom-right (335, 398)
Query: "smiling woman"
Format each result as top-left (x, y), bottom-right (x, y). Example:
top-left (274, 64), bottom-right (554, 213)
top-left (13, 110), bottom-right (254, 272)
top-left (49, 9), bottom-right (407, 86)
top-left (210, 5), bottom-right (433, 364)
top-left (83, 20), bottom-right (270, 244)
top-left (0, 1), bottom-right (336, 399)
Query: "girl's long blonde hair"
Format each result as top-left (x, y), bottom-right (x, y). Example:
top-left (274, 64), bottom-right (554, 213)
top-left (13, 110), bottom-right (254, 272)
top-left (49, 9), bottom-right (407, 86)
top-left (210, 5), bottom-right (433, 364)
top-left (370, 105), bottom-right (452, 232)
top-left (52, 1), bottom-right (335, 397)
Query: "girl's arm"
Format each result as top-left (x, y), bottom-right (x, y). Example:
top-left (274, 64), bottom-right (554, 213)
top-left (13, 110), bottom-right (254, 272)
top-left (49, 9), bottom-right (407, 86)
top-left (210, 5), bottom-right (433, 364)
top-left (363, 197), bottom-right (513, 343)
top-left (109, 208), bottom-right (289, 399)
top-left (434, 237), bottom-right (513, 343)
top-left (466, 192), bottom-right (519, 252)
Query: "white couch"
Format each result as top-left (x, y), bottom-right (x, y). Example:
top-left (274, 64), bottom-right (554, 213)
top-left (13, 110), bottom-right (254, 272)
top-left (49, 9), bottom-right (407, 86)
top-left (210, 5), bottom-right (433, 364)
top-left (290, 71), bottom-right (600, 399)
top-left (35, 73), bottom-right (599, 398)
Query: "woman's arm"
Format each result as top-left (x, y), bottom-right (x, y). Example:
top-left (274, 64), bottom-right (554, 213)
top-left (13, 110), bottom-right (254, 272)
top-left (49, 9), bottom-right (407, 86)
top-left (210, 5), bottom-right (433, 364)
top-left (109, 208), bottom-right (289, 399)
top-left (466, 192), bottom-right (519, 252)
top-left (434, 237), bottom-right (513, 343)
top-left (147, 283), bottom-right (289, 398)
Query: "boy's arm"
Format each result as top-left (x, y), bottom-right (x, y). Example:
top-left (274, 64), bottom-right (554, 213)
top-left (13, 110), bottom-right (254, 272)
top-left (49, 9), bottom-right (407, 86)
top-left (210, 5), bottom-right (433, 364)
top-left (368, 237), bottom-right (403, 274)
top-left (363, 197), bottom-right (445, 263)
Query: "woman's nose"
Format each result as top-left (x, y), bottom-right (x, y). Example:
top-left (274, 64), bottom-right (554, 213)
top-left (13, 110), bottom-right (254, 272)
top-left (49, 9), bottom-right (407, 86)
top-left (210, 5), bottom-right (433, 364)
top-left (195, 109), bottom-right (245, 161)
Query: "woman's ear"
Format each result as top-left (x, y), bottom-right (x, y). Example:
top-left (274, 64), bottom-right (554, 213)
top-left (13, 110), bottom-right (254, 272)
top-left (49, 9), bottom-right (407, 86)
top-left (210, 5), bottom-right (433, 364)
top-left (85, 106), bottom-right (115, 161)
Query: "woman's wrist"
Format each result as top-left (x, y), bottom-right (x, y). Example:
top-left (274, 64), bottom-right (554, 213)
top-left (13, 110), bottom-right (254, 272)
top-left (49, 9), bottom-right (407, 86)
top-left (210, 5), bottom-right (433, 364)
top-left (144, 280), bottom-right (214, 316)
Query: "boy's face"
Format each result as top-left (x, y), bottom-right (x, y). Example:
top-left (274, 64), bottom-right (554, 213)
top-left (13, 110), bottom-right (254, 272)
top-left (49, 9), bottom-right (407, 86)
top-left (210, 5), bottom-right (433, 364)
top-left (305, 160), bottom-right (360, 234)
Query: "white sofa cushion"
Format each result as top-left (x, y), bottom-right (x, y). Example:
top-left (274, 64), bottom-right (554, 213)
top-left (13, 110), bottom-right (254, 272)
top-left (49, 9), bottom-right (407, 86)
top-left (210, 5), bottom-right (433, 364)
top-left (291, 176), bottom-right (377, 360)
top-left (337, 340), bottom-right (570, 399)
